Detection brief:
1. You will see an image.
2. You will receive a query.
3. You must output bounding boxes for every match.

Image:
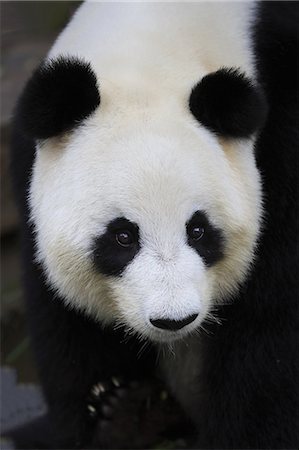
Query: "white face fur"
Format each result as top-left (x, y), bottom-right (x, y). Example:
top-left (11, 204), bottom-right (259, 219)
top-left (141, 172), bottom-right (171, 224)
top-left (28, 1), bottom-right (262, 344)
top-left (30, 110), bottom-right (262, 343)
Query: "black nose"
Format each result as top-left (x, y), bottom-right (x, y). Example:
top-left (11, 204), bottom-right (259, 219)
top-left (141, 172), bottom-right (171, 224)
top-left (150, 313), bottom-right (198, 331)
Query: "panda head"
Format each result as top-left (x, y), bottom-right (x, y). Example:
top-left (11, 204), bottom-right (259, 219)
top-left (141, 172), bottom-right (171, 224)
top-left (20, 56), bottom-right (266, 343)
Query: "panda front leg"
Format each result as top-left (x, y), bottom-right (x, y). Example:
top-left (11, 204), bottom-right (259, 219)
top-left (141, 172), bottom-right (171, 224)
top-left (87, 377), bottom-right (166, 449)
top-left (88, 377), bottom-right (194, 449)
top-left (25, 269), bottom-right (160, 449)
top-left (33, 306), bottom-right (189, 449)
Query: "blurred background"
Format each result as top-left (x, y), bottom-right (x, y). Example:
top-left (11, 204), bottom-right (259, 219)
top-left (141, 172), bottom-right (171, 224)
top-left (1, 1), bottom-right (80, 384)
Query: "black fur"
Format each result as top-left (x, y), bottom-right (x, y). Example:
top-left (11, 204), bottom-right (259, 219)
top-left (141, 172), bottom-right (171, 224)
top-left (92, 218), bottom-right (141, 276)
top-left (189, 67), bottom-right (268, 138)
top-left (186, 211), bottom-right (224, 266)
top-left (193, 3), bottom-right (299, 449)
top-left (16, 56), bottom-right (100, 139)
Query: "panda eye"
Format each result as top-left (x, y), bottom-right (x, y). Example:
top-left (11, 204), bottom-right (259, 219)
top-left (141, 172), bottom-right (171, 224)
top-left (186, 211), bottom-right (224, 266)
top-left (92, 217), bottom-right (140, 276)
top-left (115, 230), bottom-right (134, 247)
top-left (189, 226), bottom-right (205, 241)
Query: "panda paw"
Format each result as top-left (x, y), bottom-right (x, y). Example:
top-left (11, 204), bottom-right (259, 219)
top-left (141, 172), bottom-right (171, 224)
top-left (87, 376), bottom-right (131, 421)
top-left (87, 376), bottom-right (146, 448)
top-left (87, 376), bottom-right (176, 449)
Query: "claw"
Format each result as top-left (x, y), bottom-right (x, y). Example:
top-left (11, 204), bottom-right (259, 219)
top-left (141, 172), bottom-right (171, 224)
top-left (111, 376), bottom-right (121, 388)
top-left (91, 382), bottom-right (106, 397)
top-left (87, 404), bottom-right (97, 417)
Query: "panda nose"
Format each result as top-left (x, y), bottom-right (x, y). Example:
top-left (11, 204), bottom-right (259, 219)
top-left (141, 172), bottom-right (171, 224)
top-left (150, 313), bottom-right (198, 331)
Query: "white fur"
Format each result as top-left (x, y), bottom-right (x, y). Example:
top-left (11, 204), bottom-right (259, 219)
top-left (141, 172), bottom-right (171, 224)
top-left (29, 1), bottom-right (262, 343)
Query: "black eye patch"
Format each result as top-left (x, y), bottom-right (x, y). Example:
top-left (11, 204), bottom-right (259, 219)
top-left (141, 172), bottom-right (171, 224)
top-left (189, 67), bottom-right (268, 138)
top-left (186, 211), bottom-right (225, 266)
top-left (92, 217), bottom-right (140, 276)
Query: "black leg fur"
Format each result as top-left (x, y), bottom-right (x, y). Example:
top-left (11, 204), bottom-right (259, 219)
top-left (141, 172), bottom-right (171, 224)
top-left (193, 3), bottom-right (299, 448)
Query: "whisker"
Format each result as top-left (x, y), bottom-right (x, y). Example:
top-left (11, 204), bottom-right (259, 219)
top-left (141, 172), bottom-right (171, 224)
top-left (155, 345), bottom-right (162, 365)
top-left (205, 310), bottom-right (223, 326)
top-left (137, 340), bottom-right (150, 359)
top-left (197, 324), bottom-right (213, 337)
top-left (166, 342), bottom-right (176, 357)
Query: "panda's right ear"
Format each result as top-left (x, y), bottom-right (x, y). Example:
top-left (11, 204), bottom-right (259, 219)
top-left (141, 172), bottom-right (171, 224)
top-left (16, 56), bottom-right (100, 140)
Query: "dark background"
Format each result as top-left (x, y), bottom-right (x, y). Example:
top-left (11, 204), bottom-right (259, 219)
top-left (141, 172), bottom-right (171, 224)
top-left (1, 1), bottom-right (80, 383)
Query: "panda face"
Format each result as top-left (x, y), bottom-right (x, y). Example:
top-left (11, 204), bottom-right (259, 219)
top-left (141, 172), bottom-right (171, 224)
top-left (29, 107), bottom-right (262, 343)
top-left (91, 208), bottom-right (223, 341)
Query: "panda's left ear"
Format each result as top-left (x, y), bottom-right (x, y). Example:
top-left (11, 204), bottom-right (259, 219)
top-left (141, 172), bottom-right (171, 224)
top-left (16, 56), bottom-right (100, 139)
top-left (189, 68), bottom-right (268, 138)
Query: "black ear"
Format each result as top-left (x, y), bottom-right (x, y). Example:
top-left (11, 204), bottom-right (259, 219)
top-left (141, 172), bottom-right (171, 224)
top-left (189, 68), bottom-right (268, 138)
top-left (16, 56), bottom-right (100, 139)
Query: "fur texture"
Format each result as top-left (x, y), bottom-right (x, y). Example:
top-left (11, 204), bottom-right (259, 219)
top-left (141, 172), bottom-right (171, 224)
top-left (11, 1), bottom-right (298, 449)
top-left (189, 68), bottom-right (268, 137)
top-left (16, 57), bottom-right (100, 139)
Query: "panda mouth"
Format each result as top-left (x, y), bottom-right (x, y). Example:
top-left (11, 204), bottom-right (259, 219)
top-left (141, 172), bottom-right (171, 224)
top-left (148, 328), bottom-right (197, 344)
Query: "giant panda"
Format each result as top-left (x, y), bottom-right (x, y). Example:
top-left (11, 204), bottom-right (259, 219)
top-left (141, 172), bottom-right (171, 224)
top-left (11, 1), bottom-right (298, 449)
